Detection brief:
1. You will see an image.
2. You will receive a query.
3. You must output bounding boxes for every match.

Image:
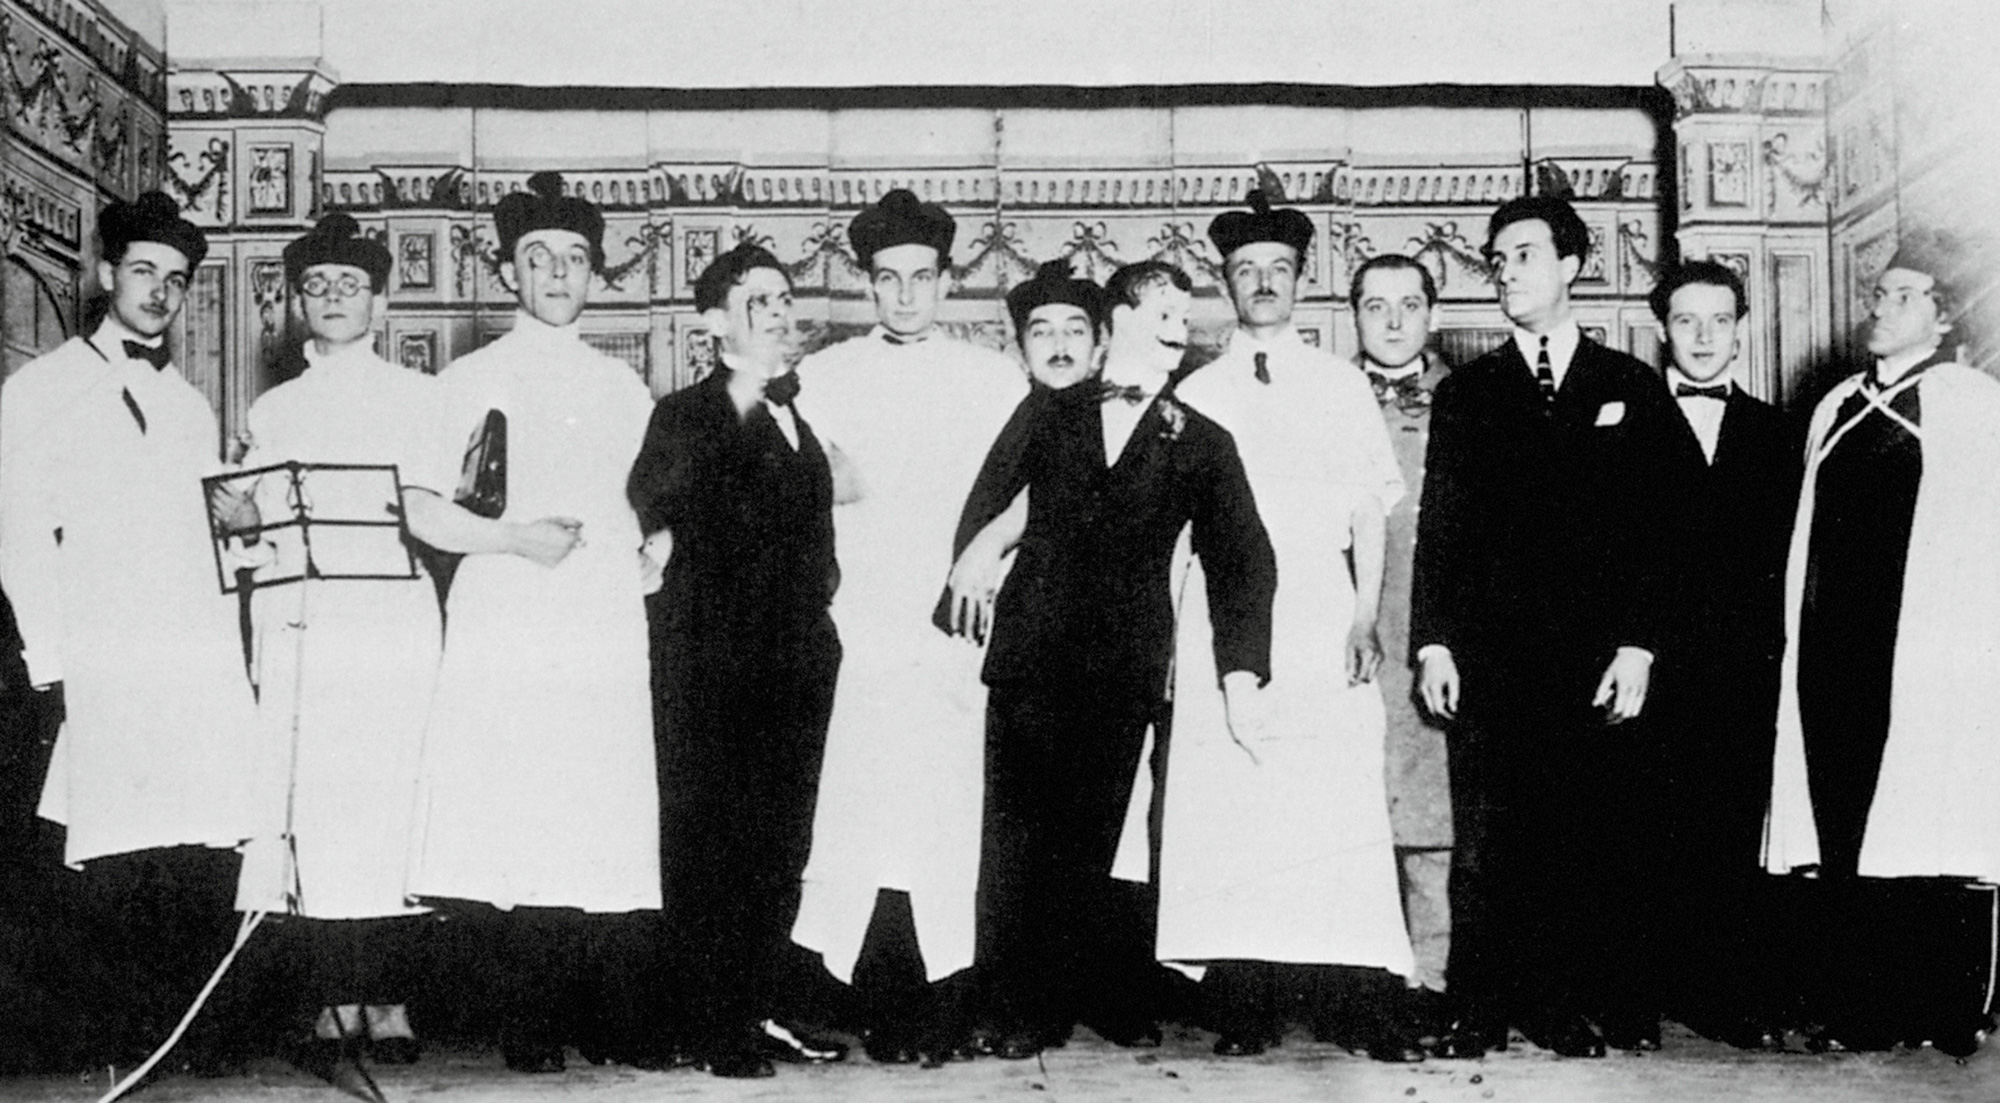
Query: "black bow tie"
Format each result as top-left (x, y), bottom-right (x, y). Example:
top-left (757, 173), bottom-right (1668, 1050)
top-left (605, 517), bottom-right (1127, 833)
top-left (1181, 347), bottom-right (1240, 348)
top-left (1098, 382), bottom-right (1152, 405)
top-left (764, 371), bottom-right (801, 407)
top-left (123, 340), bottom-right (171, 370)
top-left (1675, 382), bottom-right (1728, 400)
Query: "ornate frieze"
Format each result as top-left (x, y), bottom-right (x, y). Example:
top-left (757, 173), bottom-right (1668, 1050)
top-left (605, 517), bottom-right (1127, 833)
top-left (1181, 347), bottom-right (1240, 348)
top-left (168, 66), bottom-right (336, 121)
top-left (1660, 60), bottom-right (1827, 119)
top-left (3, 2), bottom-right (163, 195)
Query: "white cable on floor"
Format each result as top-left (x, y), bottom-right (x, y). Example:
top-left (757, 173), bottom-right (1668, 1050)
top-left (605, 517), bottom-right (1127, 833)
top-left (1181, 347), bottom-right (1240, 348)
top-left (95, 909), bottom-right (268, 1103)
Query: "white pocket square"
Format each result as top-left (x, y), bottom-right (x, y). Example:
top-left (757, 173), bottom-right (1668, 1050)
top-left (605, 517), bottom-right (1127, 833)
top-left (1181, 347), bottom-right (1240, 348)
top-left (1595, 401), bottom-right (1626, 427)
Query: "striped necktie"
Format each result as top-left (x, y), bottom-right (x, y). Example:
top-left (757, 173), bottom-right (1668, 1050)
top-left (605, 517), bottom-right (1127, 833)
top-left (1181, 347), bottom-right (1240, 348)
top-left (1534, 336), bottom-right (1556, 402)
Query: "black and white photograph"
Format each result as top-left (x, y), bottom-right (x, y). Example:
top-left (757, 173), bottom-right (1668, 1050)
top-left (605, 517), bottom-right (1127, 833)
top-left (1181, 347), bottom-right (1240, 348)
top-left (1, 1), bottom-right (1998, 1100)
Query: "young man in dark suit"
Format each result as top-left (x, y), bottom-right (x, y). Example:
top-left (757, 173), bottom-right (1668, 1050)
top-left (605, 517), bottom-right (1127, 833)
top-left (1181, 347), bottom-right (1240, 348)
top-left (946, 260), bottom-right (1276, 1060)
top-left (628, 243), bottom-right (846, 1079)
top-left (1643, 260), bottom-right (1799, 1048)
top-left (1410, 195), bottom-right (1682, 1058)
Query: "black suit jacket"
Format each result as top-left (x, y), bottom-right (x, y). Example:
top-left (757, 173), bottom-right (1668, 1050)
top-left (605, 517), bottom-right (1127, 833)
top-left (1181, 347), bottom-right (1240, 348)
top-left (1656, 389), bottom-right (1800, 680)
top-left (627, 369), bottom-right (838, 685)
top-left (959, 383), bottom-right (1276, 699)
top-left (1410, 335), bottom-right (1682, 714)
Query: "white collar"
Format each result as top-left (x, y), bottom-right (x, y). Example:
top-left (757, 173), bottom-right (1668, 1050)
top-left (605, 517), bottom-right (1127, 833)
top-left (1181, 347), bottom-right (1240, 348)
top-left (303, 338), bottom-right (381, 372)
top-left (92, 315), bottom-right (163, 354)
top-left (1227, 325), bottom-right (1308, 357)
top-left (508, 309), bottom-right (584, 350)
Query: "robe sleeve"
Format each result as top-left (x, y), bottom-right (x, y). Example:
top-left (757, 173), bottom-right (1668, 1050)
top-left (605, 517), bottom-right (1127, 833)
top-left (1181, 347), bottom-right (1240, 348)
top-left (1188, 418), bottom-right (1277, 684)
top-left (1329, 363), bottom-right (1405, 514)
top-left (0, 375), bottom-right (69, 686)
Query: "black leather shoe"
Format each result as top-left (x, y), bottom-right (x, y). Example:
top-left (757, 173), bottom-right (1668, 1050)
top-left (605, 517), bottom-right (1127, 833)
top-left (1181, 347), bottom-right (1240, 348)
top-left (702, 1047), bottom-right (776, 1078)
top-left (1095, 1018), bottom-right (1163, 1048)
top-left (1435, 1018), bottom-right (1509, 1059)
top-left (288, 1038), bottom-right (390, 1103)
top-left (1600, 1019), bottom-right (1661, 1053)
top-left (863, 1032), bottom-right (921, 1065)
top-left (1527, 1017), bottom-right (1606, 1059)
top-left (995, 1031), bottom-right (1043, 1060)
top-left (1212, 1034), bottom-right (1267, 1057)
top-left (759, 1018), bottom-right (848, 1063)
top-left (1367, 1031), bottom-right (1429, 1063)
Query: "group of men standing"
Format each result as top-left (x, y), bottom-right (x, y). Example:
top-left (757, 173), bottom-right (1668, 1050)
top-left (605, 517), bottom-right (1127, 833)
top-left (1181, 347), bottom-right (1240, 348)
top-left (1, 163), bottom-right (1995, 1085)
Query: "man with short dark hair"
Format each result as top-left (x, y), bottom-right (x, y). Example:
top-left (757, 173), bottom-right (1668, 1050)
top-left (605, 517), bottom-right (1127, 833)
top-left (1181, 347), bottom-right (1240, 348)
top-left (948, 258), bottom-right (1275, 1059)
top-left (1410, 194), bottom-right (1682, 1058)
top-left (1349, 252), bottom-right (1454, 1022)
top-left (402, 172), bottom-right (660, 1074)
top-left (632, 242), bottom-right (848, 1078)
top-left (0, 191), bottom-right (260, 1068)
top-left (1154, 195), bottom-right (1420, 1062)
top-left (1764, 233), bottom-right (2000, 1055)
top-left (789, 190), bottom-right (1026, 1064)
top-left (1640, 259), bottom-right (1797, 1048)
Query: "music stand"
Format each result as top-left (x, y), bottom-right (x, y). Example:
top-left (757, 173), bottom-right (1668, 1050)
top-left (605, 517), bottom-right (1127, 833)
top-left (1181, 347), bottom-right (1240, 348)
top-left (201, 461), bottom-right (417, 917)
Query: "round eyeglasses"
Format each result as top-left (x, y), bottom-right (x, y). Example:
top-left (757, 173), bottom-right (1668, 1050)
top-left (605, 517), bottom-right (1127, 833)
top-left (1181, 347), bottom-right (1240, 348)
top-left (300, 273), bottom-right (368, 299)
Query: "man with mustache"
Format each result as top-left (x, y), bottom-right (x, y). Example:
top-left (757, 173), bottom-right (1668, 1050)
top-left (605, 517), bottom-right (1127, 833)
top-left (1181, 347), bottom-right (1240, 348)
top-left (1411, 194), bottom-right (1682, 1058)
top-left (948, 259), bottom-right (1275, 1059)
top-left (0, 191), bottom-right (260, 1070)
top-left (1155, 195), bottom-right (1421, 1062)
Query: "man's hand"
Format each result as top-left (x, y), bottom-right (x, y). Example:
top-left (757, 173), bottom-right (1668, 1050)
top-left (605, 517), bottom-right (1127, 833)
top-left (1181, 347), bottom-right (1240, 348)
top-left (512, 517), bottom-right (584, 568)
top-left (1592, 646), bottom-right (1654, 724)
top-left (1418, 648), bottom-right (1460, 720)
top-left (1346, 619), bottom-right (1383, 685)
top-left (1221, 669), bottom-right (1271, 763)
top-left (944, 536), bottom-right (1007, 645)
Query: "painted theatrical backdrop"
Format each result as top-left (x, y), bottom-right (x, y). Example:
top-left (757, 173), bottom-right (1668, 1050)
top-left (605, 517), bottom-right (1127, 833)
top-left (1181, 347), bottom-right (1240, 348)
top-left (1, 0), bottom-right (1994, 455)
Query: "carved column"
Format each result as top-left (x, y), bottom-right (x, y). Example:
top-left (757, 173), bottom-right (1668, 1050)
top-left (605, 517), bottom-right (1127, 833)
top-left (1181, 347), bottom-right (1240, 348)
top-left (166, 57), bottom-right (335, 445)
top-left (1, 0), bottom-right (166, 376)
top-left (1658, 59), bottom-right (1832, 406)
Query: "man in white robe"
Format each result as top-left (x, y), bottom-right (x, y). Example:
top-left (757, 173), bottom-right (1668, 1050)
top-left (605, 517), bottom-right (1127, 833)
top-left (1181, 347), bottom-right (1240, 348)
top-left (1765, 233), bottom-right (2000, 1055)
top-left (399, 173), bottom-right (659, 1073)
top-left (789, 189), bottom-right (1026, 1063)
top-left (0, 191), bottom-right (259, 1068)
top-left (1158, 192), bottom-right (1421, 1061)
top-left (229, 212), bottom-right (439, 1072)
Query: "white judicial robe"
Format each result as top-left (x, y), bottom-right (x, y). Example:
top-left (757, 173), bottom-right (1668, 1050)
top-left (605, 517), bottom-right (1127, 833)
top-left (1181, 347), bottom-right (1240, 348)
top-left (232, 342), bottom-right (441, 919)
top-left (1766, 362), bottom-right (2000, 883)
top-left (790, 327), bottom-right (1026, 982)
top-left (1156, 328), bottom-right (1416, 978)
top-left (0, 324), bottom-right (258, 866)
top-left (404, 313), bottom-right (660, 912)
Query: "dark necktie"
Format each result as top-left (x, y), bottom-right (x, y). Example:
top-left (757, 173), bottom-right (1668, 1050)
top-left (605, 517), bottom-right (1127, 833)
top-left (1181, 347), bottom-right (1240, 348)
top-left (1675, 382), bottom-right (1728, 401)
top-left (123, 340), bottom-right (171, 370)
top-left (764, 371), bottom-right (801, 407)
top-left (1534, 336), bottom-right (1555, 402)
top-left (1098, 381), bottom-right (1150, 405)
top-left (1254, 351), bottom-right (1270, 385)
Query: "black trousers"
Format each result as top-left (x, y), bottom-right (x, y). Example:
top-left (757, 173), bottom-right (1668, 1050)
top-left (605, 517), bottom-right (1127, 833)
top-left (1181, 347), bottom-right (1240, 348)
top-left (655, 634), bottom-right (839, 1053)
top-left (71, 846), bottom-right (248, 1065)
top-left (850, 889), bottom-right (976, 1045)
top-left (976, 683), bottom-right (1160, 1038)
top-left (1651, 655), bottom-right (1786, 1032)
top-left (1444, 685), bottom-right (1665, 1034)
